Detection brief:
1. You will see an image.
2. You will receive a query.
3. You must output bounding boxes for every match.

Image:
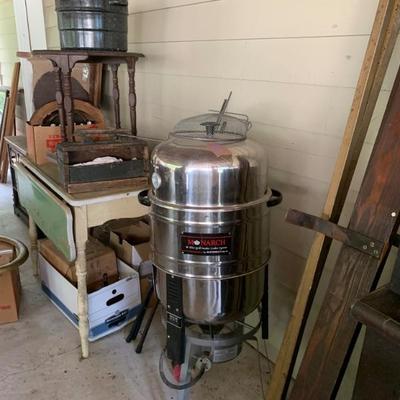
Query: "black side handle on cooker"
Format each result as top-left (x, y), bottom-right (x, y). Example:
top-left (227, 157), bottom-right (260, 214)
top-left (109, 0), bottom-right (128, 6)
top-left (267, 188), bottom-right (282, 208)
top-left (138, 189), bottom-right (151, 207)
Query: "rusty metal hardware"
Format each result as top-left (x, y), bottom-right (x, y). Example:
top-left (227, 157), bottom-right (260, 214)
top-left (286, 209), bottom-right (384, 259)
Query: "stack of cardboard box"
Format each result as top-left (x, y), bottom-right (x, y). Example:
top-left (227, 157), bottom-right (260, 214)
top-left (38, 237), bottom-right (142, 341)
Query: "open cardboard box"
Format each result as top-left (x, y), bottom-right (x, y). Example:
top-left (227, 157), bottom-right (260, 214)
top-left (109, 220), bottom-right (151, 271)
top-left (26, 122), bottom-right (100, 165)
top-left (109, 220), bottom-right (155, 305)
top-left (39, 254), bottom-right (141, 341)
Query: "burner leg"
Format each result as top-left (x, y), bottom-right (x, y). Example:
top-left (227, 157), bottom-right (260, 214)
top-left (261, 264), bottom-right (269, 339)
top-left (177, 339), bottom-right (193, 400)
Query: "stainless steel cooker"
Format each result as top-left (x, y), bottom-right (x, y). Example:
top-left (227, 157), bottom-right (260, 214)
top-left (149, 109), bottom-right (281, 325)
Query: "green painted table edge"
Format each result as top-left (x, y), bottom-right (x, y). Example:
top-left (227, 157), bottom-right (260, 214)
top-left (14, 162), bottom-right (76, 262)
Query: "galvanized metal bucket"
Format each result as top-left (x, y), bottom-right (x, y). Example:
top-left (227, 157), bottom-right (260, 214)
top-left (55, 0), bottom-right (128, 51)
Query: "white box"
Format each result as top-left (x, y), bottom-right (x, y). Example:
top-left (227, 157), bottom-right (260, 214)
top-left (39, 254), bottom-right (141, 341)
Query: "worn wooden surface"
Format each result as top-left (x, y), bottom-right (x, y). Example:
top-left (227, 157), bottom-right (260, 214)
top-left (19, 50), bottom-right (143, 139)
top-left (111, 64), bottom-right (121, 129)
top-left (56, 135), bottom-right (148, 193)
top-left (267, 1), bottom-right (400, 397)
top-left (89, 63), bottom-right (103, 108)
top-left (74, 205), bottom-right (89, 358)
top-left (289, 62), bottom-right (400, 399)
top-left (352, 329), bottom-right (400, 400)
top-left (0, 92), bottom-right (10, 178)
top-left (0, 63), bottom-right (20, 183)
top-left (20, 156), bottom-right (149, 207)
top-left (352, 287), bottom-right (400, 399)
top-left (18, 50), bottom-right (145, 64)
top-left (29, 99), bottom-right (105, 127)
top-left (56, 136), bottom-right (147, 164)
top-left (352, 286), bottom-right (400, 343)
top-left (67, 176), bottom-right (149, 195)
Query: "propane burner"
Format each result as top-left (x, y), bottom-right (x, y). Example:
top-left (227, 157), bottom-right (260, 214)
top-left (159, 316), bottom-right (262, 397)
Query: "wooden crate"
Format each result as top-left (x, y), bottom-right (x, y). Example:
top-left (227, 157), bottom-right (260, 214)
top-left (56, 133), bottom-right (149, 194)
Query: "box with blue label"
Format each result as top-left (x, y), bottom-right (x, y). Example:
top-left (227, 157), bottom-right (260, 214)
top-left (39, 253), bottom-right (141, 341)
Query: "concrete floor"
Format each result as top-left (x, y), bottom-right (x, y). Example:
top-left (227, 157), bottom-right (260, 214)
top-left (0, 181), bottom-right (271, 400)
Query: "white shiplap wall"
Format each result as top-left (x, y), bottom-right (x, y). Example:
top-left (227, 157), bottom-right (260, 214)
top-left (42, 0), bottom-right (400, 395)
top-left (0, 0), bottom-right (18, 86)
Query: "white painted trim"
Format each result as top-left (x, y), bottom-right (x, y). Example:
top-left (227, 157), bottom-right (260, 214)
top-left (13, 0), bottom-right (47, 118)
top-left (25, 0), bottom-right (47, 50)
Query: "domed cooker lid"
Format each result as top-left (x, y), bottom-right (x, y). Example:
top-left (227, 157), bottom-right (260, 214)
top-left (172, 112), bottom-right (251, 141)
top-left (172, 92), bottom-right (251, 141)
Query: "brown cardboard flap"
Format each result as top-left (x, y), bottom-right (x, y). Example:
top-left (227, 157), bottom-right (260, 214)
top-left (0, 271), bottom-right (20, 324)
top-left (110, 222), bottom-right (151, 267)
top-left (0, 242), bottom-right (15, 266)
top-left (112, 221), bottom-right (150, 244)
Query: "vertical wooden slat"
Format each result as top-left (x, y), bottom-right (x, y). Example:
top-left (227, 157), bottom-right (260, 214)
top-left (0, 62), bottom-right (20, 183)
top-left (290, 57), bottom-right (400, 400)
top-left (267, 1), bottom-right (400, 398)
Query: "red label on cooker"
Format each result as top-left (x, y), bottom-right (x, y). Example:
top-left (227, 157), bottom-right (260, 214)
top-left (181, 233), bottom-right (232, 255)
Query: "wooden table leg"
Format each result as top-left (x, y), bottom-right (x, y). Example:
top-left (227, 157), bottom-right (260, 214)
top-left (28, 215), bottom-right (38, 276)
top-left (127, 58), bottom-right (137, 135)
top-left (52, 62), bottom-right (66, 141)
top-left (111, 64), bottom-right (121, 129)
top-left (74, 206), bottom-right (89, 358)
top-left (61, 61), bottom-right (74, 142)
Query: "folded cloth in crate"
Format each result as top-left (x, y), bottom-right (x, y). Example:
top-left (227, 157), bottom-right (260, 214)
top-left (72, 156), bottom-right (123, 167)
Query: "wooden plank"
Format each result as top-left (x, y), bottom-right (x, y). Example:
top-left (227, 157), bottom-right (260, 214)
top-left (267, 1), bottom-right (400, 398)
top-left (289, 58), bottom-right (400, 399)
top-left (14, 162), bottom-right (76, 262)
top-left (0, 93), bottom-right (10, 162)
top-left (0, 62), bottom-right (19, 182)
top-left (67, 176), bottom-right (148, 194)
top-left (89, 63), bottom-right (103, 108)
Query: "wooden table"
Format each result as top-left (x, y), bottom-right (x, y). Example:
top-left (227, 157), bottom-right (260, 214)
top-left (9, 137), bottom-right (149, 358)
top-left (17, 50), bottom-right (144, 141)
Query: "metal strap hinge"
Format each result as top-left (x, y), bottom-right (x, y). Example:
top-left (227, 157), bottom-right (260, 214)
top-left (286, 209), bottom-right (384, 259)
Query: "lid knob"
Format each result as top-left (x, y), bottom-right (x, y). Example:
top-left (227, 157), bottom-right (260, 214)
top-left (201, 121), bottom-right (219, 137)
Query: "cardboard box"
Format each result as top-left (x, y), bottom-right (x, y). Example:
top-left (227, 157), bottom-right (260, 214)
top-left (109, 221), bottom-right (151, 269)
top-left (39, 238), bottom-right (118, 293)
top-left (0, 242), bottom-right (14, 266)
top-left (26, 122), bottom-right (99, 165)
top-left (39, 254), bottom-right (141, 341)
top-left (0, 242), bottom-right (21, 324)
top-left (26, 123), bottom-right (62, 165)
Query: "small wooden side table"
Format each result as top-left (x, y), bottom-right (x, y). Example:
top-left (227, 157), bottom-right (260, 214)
top-left (18, 50), bottom-right (144, 141)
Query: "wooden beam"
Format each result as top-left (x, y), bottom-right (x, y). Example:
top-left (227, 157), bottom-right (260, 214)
top-left (290, 56), bottom-right (400, 399)
top-left (267, 1), bottom-right (400, 398)
top-left (89, 63), bottom-right (103, 108)
top-left (0, 62), bottom-right (20, 183)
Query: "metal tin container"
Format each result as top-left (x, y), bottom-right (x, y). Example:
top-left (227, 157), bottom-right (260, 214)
top-left (150, 112), bottom-right (280, 325)
top-left (55, 0), bottom-right (128, 51)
